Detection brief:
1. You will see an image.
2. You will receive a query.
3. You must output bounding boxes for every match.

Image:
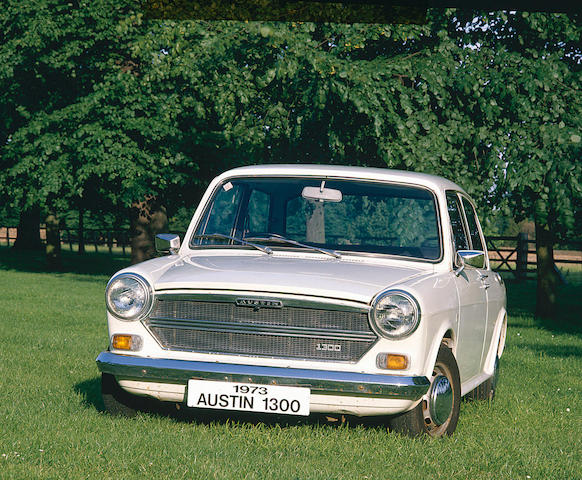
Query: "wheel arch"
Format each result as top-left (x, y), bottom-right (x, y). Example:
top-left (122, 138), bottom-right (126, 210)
top-left (482, 309), bottom-right (507, 376)
top-left (422, 325), bottom-right (457, 379)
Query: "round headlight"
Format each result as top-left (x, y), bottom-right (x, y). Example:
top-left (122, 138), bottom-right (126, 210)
top-left (105, 273), bottom-right (153, 321)
top-left (370, 290), bottom-right (420, 339)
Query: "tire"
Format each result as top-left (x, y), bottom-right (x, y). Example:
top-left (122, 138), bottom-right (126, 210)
top-left (389, 345), bottom-right (461, 437)
top-left (101, 373), bottom-right (143, 417)
top-left (466, 356), bottom-right (499, 402)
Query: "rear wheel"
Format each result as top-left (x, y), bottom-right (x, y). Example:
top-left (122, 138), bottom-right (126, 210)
top-left (389, 345), bottom-right (461, 437)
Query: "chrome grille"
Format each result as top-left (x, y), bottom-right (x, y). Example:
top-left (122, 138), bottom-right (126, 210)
top-left (144, 295), bottom-right (376, 362)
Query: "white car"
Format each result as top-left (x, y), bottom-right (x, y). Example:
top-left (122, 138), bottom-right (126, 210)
top-left (97, 165), bottom-right (506, 437)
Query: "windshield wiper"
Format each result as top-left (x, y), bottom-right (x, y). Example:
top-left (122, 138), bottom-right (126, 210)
top-left (192, 233), bottom-right (272, 255)
top-left (245, 233), bottom-right (341, 259)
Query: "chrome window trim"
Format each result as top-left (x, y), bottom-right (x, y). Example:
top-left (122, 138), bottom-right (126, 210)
top-left (457, 193), bottom-right (490, 270)
top-left (445, 190), bottom-right (472, 266)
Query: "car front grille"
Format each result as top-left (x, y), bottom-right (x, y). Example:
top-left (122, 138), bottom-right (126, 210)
top-left (143, 294), bottom-right (376, 362)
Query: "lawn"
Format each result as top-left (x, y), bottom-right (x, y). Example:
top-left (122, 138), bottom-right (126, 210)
top-left (0, 247), bottom-right (580, 479)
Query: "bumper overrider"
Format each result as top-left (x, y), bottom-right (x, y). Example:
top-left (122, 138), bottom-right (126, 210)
top-left (96, 351), bottom-right (430, 400)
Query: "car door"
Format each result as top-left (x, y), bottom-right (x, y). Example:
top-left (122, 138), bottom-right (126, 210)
top-left (460, 195), bottom-right (498, 370)
top-left (447, 192), bottom-right (488, 383)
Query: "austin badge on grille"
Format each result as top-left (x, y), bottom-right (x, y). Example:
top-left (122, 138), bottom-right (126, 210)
top-left (235, 298), bottom-right (283, 311)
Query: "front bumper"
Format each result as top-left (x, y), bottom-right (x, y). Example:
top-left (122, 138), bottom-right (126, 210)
top-left (96, 351), bottom-right (430, 400)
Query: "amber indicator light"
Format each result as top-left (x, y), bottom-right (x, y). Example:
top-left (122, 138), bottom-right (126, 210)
top-left (112, 334), bottom-right (133, 351)
top-left (377, 353), bottom-right (408, 370)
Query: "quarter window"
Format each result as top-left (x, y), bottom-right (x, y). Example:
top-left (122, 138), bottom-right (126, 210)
top-left (446, 192), bottom-right (469, 252)
top-left (461, 197), bottom-right (484, 251)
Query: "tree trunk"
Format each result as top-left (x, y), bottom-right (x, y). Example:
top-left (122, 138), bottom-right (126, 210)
top-left (78, 208), bottom-right (85, 255)
top-left (45, 212), bottom-right (61, 270)
top-left (534, 219), bottom-right (559, 318)
top-left (14, 207), bottom-right (43, 250)
top-left (130, 196), bottom-right (168, 265)
top-left (306, 202), bottom-right (325, 244)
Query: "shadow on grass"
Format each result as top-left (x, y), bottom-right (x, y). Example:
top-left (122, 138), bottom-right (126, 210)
top-left (0, 245), bottom-right (130, 276)
top-left (75, 377), bottom-right (106, 413)
top-left (505, 278), bottom-right (582, 336)
top-left (74, 376), bottom-right (394, 431)
top-left (513, 342), bottom-right (582, 359)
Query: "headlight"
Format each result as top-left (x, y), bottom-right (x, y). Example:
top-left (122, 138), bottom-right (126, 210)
top-left (105, 273), bottom-right (153, 321)
top-left (370, 290), bottom-right (420, 339)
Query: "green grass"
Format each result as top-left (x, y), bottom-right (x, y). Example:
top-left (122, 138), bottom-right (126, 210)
top-left (0, 248), bottom-right (581, 479)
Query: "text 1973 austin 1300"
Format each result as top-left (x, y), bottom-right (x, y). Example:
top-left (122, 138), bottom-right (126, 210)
top-left (97, 165), bottom-right (506, 437)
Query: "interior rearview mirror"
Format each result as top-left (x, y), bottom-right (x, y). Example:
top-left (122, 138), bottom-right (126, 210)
top-left (302, 185), bottom-right (342, 203)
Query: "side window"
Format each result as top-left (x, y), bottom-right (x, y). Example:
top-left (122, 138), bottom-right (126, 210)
top-left (245, 189), bottom-right (270, 234)
top-left (461, 197), bottom-right (484, 251)
top-left (446, 192), bottom-right (469, 252)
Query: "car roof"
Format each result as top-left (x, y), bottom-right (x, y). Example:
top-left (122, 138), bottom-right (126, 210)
top-left (215, 164), bottom-right (467, 195)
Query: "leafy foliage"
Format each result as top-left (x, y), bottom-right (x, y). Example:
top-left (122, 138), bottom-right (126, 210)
top-left (1, 5), bottom-right (580, 247)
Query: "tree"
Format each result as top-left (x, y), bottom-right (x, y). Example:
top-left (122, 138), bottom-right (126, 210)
top-left (3, 3), bottom-right (578, 304)
top-left (0, 0), bottom-right (144, 261)
top-left (455, 11), bottom-right (581, 317)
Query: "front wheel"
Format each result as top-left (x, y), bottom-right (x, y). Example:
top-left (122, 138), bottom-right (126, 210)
top-left (389, 345), bottom-right (461, 437)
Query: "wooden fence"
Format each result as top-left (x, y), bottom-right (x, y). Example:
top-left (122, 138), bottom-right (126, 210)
top-left (2, 227), bottom-right (581, 279)
top-left (0, 226), bottom-right (132, 255)
top-left (486, 233), bottom-right (582, 280)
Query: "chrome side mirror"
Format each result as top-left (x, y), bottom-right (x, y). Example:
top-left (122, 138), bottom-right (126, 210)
top-left (155, 233), bottom-right (181, 255)
top-left (454, 250), bottom-right (485, 276)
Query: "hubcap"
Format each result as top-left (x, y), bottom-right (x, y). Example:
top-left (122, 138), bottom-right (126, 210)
top-left (429, 375), bottom-right (453, 426)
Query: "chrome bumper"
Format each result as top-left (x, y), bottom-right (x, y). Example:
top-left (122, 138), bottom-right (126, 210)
top-left (96, 351), bottom-right (430, 400)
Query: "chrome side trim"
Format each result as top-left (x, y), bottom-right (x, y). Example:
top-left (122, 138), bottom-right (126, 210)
top-left (96, 351), bottom-right (430, 400)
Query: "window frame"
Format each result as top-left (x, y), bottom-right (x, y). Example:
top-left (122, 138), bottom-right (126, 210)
top-left (458, 193), bottom-right (489, 269)
top-left (190, 175), bottom-right (445, 264)
top-left (445, 189), bottom-right (489, 270)
top-left (445, 190), bottom-right (471, 253)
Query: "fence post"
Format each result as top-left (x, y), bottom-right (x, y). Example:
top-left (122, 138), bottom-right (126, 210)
top-left (516, 232), bottom-right (529, 281)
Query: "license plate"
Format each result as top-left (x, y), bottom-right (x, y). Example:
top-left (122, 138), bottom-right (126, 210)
top-left (187, 380), bottom-right (310, 416)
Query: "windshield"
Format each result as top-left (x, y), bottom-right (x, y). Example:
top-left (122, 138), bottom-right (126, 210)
top-left (191, 177), bottom-right (441, 260)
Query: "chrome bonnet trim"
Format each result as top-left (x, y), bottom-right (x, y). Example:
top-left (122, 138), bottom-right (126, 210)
top-left (96, 351), bottom-right (430, 400)
top-left (154, 292), bottom-right (370, 313)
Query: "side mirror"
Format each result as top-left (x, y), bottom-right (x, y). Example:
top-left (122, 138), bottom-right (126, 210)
top-left (454, 250), bottom-right (485, 276)
top-left (155, 233), bottom-right (181, 255)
